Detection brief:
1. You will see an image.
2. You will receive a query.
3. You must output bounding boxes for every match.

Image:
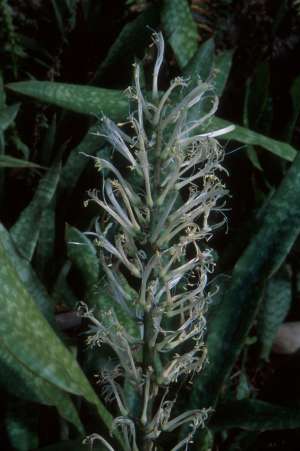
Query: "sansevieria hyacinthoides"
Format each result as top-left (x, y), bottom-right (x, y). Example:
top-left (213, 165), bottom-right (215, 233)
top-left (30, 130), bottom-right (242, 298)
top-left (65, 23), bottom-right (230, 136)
top-left (80, 32), bottom-right (233, 451)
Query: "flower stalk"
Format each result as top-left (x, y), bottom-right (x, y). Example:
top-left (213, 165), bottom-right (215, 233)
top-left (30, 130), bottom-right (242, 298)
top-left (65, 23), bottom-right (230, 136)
top-left (82, 32), bottom-right (232, 451)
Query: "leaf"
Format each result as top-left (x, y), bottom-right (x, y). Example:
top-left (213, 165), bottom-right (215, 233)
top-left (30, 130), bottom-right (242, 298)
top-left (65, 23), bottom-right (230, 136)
top-left (213, 49), bottom-right (233, 97)
top-left (87, 287), bottom-right (139, 340)
top-left (210, 116), bottom-right (298, 162)
top-left (35, 202), bottom-right (56, 281)
top-left (66, 225), bottom-right (99, 288)
top-left (196, 429), bottom-right (214, 451)
top-left (60, 131), bottom-right (102, 195)
top-left (0, 338), bottom-right (83, 432)
top-left (10, 162), bottom-right (61, 260)
top-left (180, 38), bottom-right (215, 121)
top-left (6, 81), bottom-right (129, 120)
top-left (247, 63), bottom-right (270, 128)
top-left (5, 399), bottom-right (39, 451)
top-left (0, 71), bottom-right (6, 108)
top-left (188, 151), bottom-right (300, 412)
top-left (51, 0), bottom-right (65, 36)
top-left (0, 223), bottom-right (54, 322)
top-left (236, 372), bottom-right (251, 400)
top-left (0, 155), bottom-right (43, 168)
top-left (243, 64), bottom-right (270, 170)
top-left (212, 399), bottom-right (300, 431)
top-left (67, 227), bottom-right (139, 338)
top-left (52, 261), bottom-right (78, 308)
top-left (285, 76), bottom-right (300, 142)
top-left (0, 237), bottom-right (115, 435)
top-left (40, 113), bottom-right (57, 166)
top-left (183, 38), bottom-right (215, 83)
top-left (161, 0), bottom-right (198, 69)
top-left (257, 269), bottom-right (292, 360)
top-left (0, 103), bottom-right (20, 132)
top-left (93, 5), bottom-right (159, 84)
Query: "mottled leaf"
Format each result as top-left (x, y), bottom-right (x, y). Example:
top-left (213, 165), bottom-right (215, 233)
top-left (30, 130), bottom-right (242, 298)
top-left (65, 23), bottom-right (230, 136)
top-left (52, 261), bottom-right (78, 308)
top-left (196, 429), bottom-right (214, 451)
top-left (0, 103), bottom-right (20, 132)
top-left (258, 269), bottom-right (292, 360)
top-left (213, 50), bottom-right (233, 97)
top-left (236, 372), bottom-right (251, 400)
top-left (0, 340), bottom-right (83, 432)
top-left (210, 116), bottom-right (298, 162)
top-left (183, 38), bottom-right (214, 83)
top-left (161, 0), bottom-right (198, 69)
top-left (5, 399), bottom-right (39, 451)
top-left (93, 5), bottom-right (159, 84)
top-left (0, 238), bottom-right (114, 434)
top-left (0, 155), bottom-right (43, 168)
top-left (6, 81), bottom-right (128, 120)
top-left (60, 131), bottom-right (102, 195)
top-left (0, 223), bottom-right (53, 322)
top-left (285, 76), bottom-right (300, 142)
top-left (10, 162), bottom-right (61, 260)
top-left (243, 64), bottom-right (270, 170)
top-left (66, 225), bottom-right (99, 288)
top-left (35, 202), bottom-right (56, 280)
top-left (40, 113), bottom-right (57, 166)
top-left (0, 72), bottom-right (5, 108)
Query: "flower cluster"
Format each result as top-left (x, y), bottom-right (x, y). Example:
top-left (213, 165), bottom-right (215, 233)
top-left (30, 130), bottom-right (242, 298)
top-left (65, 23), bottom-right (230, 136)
top-left (81, 32), bottom-right (232, 451)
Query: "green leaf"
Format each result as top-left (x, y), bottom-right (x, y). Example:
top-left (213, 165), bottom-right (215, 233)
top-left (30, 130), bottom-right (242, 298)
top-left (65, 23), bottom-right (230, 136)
top-left (0, 335), bottom-right (83, 432)
top-left (66, 225), bottom-right (99, 288)
top-left (0, 71), bottom-right (6, 108)
top-left (5, 399), bottom-right (39, 451)
top-left (213, 49), bottom-right (233, 97)
top-left (285, 76), bottom-right (300, 142)
top-left (188, 152), bottom-right (300, 412)
top-left (87, 287), bottom-right (139, 340)
top-left (247, 63), bottom-right (270, 127)
top-left (196, 429), bottom-right (214, 451)
top-left (0, 155), bottom-right (43, 168)
top-left (6, 81), bottom-right (128, 120)
top-left (52, 261), bottom-right (78, 308)
top-left (51, 0), bottom-right (65, 36)
top-left (236, 372), bottom-right (251, 400)
top-left (210, 116), bottom-right (298, 162)
top-left (183, 38), bottom-right (215, 83)
top-left (180, 38), bottom-right (215, 121)
top-left (243, 64), bottom-right (270, 170)
top-left (161, 0), bottom-right (198, 69)
top-left (0, 103), bottom-right (20, 131)
top-left (212, 399), bottom-right (300, 431)
top-left (10, 162), bottom-right (61, 260)
top-left (60, 131), bottom-right (102, 195)
top-left (35, 202), bottom-right (56, 281)
top-left (0, 236), bottom-right (115, 434)
top-left (257, 268), bottom-right (292, 360)
top-left (40, 113), bottom-right (57, 166)
top-left (0, 223), bottom-right (54, 322)
top-left (93, 5), bottom-right (159, 84)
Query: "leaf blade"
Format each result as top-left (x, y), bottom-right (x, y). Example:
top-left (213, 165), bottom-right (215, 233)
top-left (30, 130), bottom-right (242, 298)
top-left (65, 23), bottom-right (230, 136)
top-left (6, 81), bottom-right (128, 120)
top-left (161, 0), bottom-right (198, 69)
